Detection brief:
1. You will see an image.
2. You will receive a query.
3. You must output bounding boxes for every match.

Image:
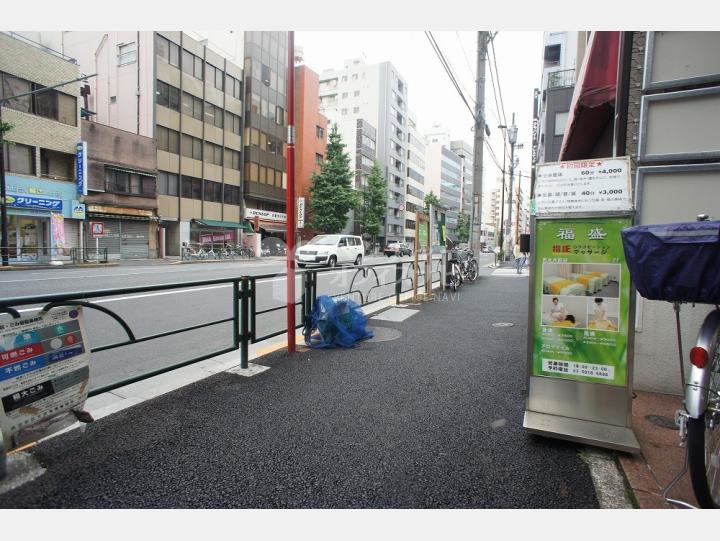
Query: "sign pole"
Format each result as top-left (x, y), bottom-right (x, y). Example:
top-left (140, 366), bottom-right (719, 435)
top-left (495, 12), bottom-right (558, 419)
top-left (285, 31), bottom-right (296, 354)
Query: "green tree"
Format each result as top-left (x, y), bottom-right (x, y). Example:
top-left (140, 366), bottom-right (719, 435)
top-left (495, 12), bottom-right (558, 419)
top-left (309, 124), bottom-right (359, 233)
top-left (361, 161), bottom-right (386, 251)
top-left (456, 211), bottom-right (470, 243)
top-left (424, 190), bottom-right (440, 210)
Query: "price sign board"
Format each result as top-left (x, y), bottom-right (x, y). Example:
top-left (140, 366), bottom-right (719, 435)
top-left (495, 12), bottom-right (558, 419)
top-left (534, 157), bottom-right (633, 215)
top-left (0, 307), bottom-right (90, 451)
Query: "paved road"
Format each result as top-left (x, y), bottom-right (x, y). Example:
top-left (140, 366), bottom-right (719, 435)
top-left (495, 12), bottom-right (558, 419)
top-left (0, 255), bottom-right (436, 390)
top-left (0, 264), bottom-right (599, 508)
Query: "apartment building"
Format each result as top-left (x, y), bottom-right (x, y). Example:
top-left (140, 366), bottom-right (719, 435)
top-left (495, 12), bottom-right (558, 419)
top-left (404, 111), bottom-right (426, 245)
top-left (242, 31), bottom-right (288, 241)
top-left (318, 58), bottom-right (409, 247)
top-left (424, 125), bottom-right (463, 236)
top-left (46, 31), bottom-right (249, 256)
top-left (536, 31), bottom-right (589, 164)
top-left (449, 139), bottom-right (473, 218)
top-left (0, 32), bottom-right (83, 264)
top-left (294, 62), bottom-right (328, 242)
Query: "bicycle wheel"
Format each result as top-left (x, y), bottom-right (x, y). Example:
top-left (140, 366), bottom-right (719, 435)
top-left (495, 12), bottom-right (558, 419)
top-left (467, 260), bottom-right (478, 282)
top-left (687, 341), bottom-right (720, 508)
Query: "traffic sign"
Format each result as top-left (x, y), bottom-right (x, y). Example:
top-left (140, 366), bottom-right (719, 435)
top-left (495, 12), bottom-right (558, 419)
top-left (90, 222), bottom-right (104, 237)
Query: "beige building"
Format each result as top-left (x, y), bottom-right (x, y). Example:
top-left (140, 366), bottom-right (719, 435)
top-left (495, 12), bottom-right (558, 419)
top-left (48, 31), bottom-right (250, 256)
top-left (0, 32), bottom-right (82, 264)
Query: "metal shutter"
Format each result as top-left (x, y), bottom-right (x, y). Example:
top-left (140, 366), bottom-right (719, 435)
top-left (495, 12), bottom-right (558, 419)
top-left (96, 219), bottom-right (122, 259)
top-left (120, 220), bottom-right (149, 259)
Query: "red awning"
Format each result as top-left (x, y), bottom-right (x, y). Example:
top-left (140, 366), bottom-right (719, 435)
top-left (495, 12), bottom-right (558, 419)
top-left (559, 31), bottom-right (620, 161)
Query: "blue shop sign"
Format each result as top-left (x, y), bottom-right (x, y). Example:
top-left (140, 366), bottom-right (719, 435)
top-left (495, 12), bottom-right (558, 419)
top-left (6, 194), bottom-right (63, 211)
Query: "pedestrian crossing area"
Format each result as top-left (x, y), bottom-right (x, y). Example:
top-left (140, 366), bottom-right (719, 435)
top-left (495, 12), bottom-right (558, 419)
top-left (491, 267), bottom-right (529, 277)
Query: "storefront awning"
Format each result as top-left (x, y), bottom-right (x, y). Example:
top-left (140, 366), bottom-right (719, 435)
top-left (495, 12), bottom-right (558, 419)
top-left (105, 165), bottom-right (157, 177)
top-left (194, 219), bottom-right (254, 232)
top-left (559, 31), bottom-right (620, 161)
top-left (258, 220), bottom-right (286, 233)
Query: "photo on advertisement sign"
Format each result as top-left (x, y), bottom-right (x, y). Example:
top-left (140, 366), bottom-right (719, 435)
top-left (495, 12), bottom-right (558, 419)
top-left (541, 262), bottom-right (620, 298)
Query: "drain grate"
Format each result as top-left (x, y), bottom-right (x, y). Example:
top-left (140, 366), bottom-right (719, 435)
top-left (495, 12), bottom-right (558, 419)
top-left (366, 326), bottom-right (402, 342)
top-left (645, 414), bottom-right (678, 430)
top-left (492, 322), bottom-right (515, 328)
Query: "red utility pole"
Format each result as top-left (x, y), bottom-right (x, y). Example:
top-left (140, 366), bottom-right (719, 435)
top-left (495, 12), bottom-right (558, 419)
top-left (286, 31), bottom-right (296, 353)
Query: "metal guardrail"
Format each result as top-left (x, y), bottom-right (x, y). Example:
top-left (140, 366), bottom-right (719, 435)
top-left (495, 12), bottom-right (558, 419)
top-left (0, 247), bottom-right (107, 264)
top-left (547, 68), bottom-right (576, 90)
top-left (0, 257), bottom-right (444, 398)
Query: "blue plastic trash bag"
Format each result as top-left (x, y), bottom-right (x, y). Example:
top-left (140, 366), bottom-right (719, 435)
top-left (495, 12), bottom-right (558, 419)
top-left (621, 221), bottom-right (720, 304)
top-left (303, 295), bottom-right (374, 348)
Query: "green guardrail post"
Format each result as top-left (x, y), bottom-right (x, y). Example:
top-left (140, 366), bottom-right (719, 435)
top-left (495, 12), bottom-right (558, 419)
top-left (240, 276), bottom-right (250, 369)
top-left (232, 279), bottom-right (240, 351)
top-left (302, 271), bottom-right (312, 325)
top-left (395, 262), bottom-right (402, 304)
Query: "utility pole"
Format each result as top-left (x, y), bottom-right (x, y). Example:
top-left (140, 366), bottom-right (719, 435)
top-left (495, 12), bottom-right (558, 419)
top-left (470, 31), bottom-right (489, 254)
top-left (505, 113), bottom-right (518, 260)
top-left (286, 31), bottom-right (296, 354)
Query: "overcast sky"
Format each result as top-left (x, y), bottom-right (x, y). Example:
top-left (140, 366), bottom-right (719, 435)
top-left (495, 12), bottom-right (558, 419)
top-left (296, 31), bottom-right (543, 196)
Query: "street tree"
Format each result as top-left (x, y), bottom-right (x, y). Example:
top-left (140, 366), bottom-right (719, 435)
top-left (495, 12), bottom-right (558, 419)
top-left (424, 190), bottom-right (440, 210)
top-left (456, 211), bottom-right (470, 243)
top-left (309, 124), bottom-right (359, 234)
top-left (361, 161), bottom-right (386, 252)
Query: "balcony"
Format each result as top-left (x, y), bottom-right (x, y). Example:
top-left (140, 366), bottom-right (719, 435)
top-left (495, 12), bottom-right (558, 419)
top-left (547, 69), bottom-right (575, 90)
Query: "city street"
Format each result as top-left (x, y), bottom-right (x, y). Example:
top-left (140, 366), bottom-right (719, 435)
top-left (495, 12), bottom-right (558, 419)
top-left (0, 255), bottom-right (427, 391)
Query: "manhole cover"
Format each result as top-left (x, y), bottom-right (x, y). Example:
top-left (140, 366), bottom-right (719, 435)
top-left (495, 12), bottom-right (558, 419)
top-left (645, 414), bottom-right (678, 430)
top-left (492, 322), bottom-right (515, 328)
top-left (366, 326), bottom-right (402, 342)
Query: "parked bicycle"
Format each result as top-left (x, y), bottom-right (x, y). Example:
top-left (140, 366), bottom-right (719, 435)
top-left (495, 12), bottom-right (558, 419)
top-left (622, 213), bottom-right (720, 508)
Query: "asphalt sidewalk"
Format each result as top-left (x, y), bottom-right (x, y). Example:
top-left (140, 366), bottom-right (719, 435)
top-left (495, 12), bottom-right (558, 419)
top-left (0, 264), bottom-right (601, 508)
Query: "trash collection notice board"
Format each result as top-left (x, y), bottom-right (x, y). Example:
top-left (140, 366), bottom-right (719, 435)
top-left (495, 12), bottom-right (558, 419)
top-left (531, 217), bottom-right (632, 387)
top-left (0, 307), bottom-right (90, 450)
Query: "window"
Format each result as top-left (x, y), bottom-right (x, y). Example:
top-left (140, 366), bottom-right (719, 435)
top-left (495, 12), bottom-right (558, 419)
top-left (261, 64), bottom-right (271, 85)
top-left (105, 168), bottom-right (155, 196)
top-left (206, 63), bottom-right (223, 91)
top-left (40, 149), bottom-right (74, 181)
top-left (181, 92), bottom-right (202, 120)
top-left (226, 74), bottom-right (242, 99)
top-left (118, 42), bottom-right (137, 66)
top-left (224, 184), bottom-right (240, 205)
top-left (352, 74), bottom-right (358, 81)
top-left (156, 125), bottom-right (180, 153)
top-left (341, 76), bottom-right (347, 82)
top-left (275, 106), bottom-right (284, 125)
top-left (266, 136), bottom-right (277, 154)
top-left (181, 134), bottom-right (203, 161)
top-left (2, 143), bottom-right (35, 176)
top-left (353, 107), bottom-right (359, 113)
top-left (354, 90), bottom-right (360, 97)
top-left (204, 142), bottom-right (223, 166)
top-left (182, 50), bottom-right (203, 79)
top-left (316, 125), bottom-right (325, 139)
top-left (155, 34), bottom-right (180, 67)
top-left (342, 92), bottom-right (348, 99)
top-left (225, 111), bottom-right (241, 135)
top-left (544, 44), bottom-right (561, 67)
top-left (554, 111), bottom-right (568, 136)
top-left (315, 153), bottom-right (323, 165)
top-left (341, 108), bottom-right (347, 115)
top-left (1, 73), bottom-right (31, 112)
top-left (156, 81), bottom-right (180, 111)
top-left (181, 176), bottom-right (202, 200)
top-left (361, 134), bottom-right (375, 150)
top-left (225, 148), bottom-right (241, 170)
top-left (158, 171), bottom-right (179, 196)
top-left (203, 102), bottom-right (223, 128)
top-left (250, 128), bottom-right (260, 147)
top-left (204, 180), bottom-right (223, 202)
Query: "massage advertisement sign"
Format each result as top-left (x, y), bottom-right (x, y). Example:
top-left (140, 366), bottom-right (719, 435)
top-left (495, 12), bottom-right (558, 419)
top-left (532, 217), bottom-right (632, 387)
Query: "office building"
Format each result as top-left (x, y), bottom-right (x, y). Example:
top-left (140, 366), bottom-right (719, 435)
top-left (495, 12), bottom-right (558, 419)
top-left (404, 110), bottom-right (426, 245)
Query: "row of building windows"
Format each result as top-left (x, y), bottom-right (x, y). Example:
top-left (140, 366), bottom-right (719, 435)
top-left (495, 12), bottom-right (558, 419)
top-left (244, 162), bottom-right (283, 187)
top-left (3, 143), bottom-right (74, 181)
top-left (247, 92), bottom-right (285, 125)
top-left (157, 170), bottom-right (242, 205)
top-left (156, 80), bottom-right (241, 135)
top-left (406, 184), bottom-right (425, 200)
top-left (245, 127), bottom-right (284, 155)
top-left (156, 125), bottom-right (241, 169)
top-left (105, 168), bottom-right (155, 197)
top-left (0, 72), bottom-right (77, 127)
top-left (154, 34), bottom-right (243, 100)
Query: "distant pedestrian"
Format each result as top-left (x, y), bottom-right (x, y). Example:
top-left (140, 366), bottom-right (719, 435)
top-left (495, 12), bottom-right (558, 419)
top-left (516, 253), bottom-right (527, 274)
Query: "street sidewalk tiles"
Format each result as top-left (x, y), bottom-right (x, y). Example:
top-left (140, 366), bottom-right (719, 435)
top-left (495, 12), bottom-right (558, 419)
top-left (371, 307), bottom-right (419, 322)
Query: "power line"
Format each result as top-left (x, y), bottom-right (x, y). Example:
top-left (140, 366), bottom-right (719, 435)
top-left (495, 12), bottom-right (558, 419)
top-left (489, 37), bottom-right (509, 128)
top-left (424, 31), bottom-right (505, 174)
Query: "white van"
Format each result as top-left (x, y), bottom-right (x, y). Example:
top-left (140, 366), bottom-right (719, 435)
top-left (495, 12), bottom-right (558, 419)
top-left (295, 234), bottom-right (364, 267)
